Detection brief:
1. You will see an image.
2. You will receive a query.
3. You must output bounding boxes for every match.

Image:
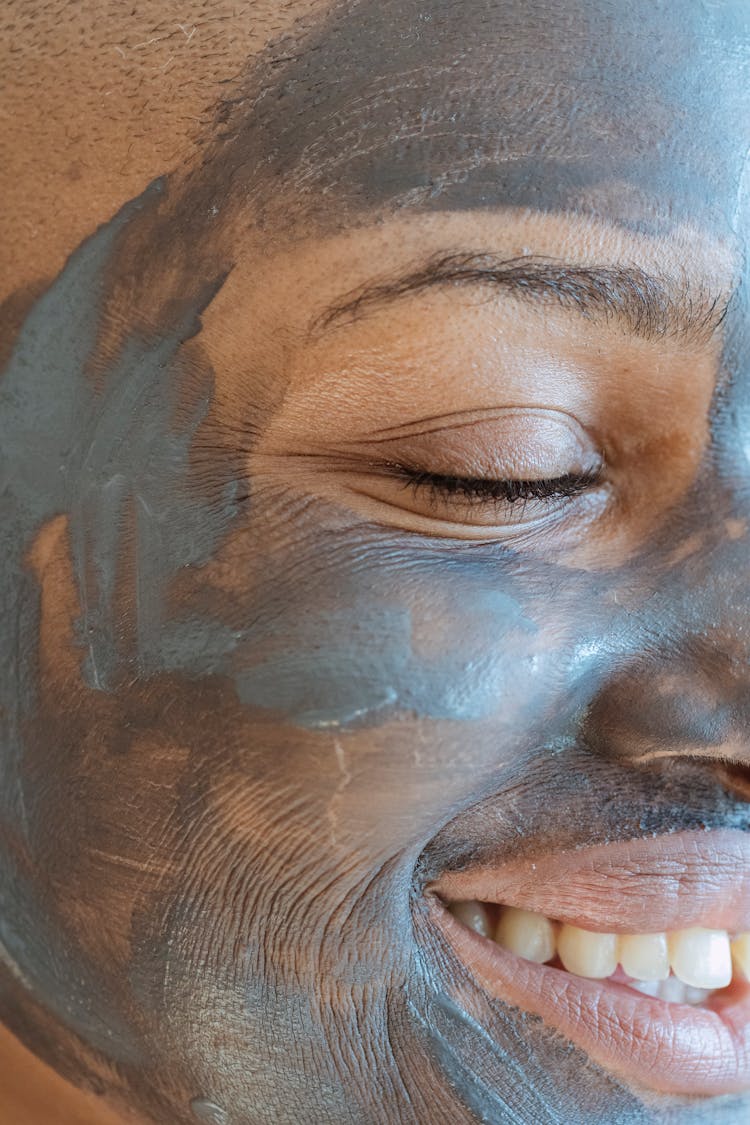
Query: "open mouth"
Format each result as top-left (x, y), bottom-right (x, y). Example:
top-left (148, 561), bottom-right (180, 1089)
top-left (429, 828), bottom-right (750, 1096)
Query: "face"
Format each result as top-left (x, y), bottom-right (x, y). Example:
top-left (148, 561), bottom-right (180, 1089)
top-left (2, 2), bottom-right (750, 1123)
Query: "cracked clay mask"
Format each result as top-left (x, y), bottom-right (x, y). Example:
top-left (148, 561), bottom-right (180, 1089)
top-left (2, 2), bottom-right (750, 1123)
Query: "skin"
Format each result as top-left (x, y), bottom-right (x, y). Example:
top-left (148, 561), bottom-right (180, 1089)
top-left (1, 2), bottom-right (750, 1123)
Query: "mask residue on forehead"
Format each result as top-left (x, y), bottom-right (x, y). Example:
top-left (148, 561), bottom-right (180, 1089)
top-left (195, 0), bottom-right (750, 234)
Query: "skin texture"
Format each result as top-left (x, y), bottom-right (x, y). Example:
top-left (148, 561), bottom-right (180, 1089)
top-left (2, 2), bottom-right (750, 1123)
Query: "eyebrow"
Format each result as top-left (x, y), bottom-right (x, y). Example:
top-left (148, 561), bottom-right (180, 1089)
top-left (311, 252), bottom-right (731, 343)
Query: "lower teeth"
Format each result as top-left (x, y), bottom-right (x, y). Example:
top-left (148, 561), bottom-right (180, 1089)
top-left (628, 978), bottom-right (714, 1005)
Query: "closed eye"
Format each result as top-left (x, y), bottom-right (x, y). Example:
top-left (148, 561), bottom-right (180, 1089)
top-left (391, 466), bottom-right (603, 511)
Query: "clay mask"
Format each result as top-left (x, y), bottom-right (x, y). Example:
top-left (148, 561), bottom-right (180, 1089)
top-left (2, 2), bottom-right (750, 1123)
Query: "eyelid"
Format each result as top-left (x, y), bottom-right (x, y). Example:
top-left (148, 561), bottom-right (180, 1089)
top-left (343, 459), bottom-right (609, 538)
top-left (352, 406), bottom-right (604, 483)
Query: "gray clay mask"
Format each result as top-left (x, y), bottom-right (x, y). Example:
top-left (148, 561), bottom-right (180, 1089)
top-left (2, 2), bottom-right (750, 1123)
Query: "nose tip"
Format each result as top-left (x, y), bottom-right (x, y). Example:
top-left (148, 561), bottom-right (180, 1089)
top-left (579, 643), bottom-right (750, 770)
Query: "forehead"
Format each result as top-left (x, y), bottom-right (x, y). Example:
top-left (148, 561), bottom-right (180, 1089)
top-left (207, 0), bottom-right (750, 234)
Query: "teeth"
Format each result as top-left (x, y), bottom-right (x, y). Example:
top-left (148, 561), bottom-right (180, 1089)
top-left (731, 933), bottom-right (750, 981)
top-left (447, 899), bottom-right (750, 1001)
top-left (558, 924), bottom-right (619, 979)
top-left (668, 928), bottom-right (732, 990)
top-left (630, 977), bottom-right (713, 1005)
top-left (448, 899), bottom-right (492, 938)
top-left (684, 985), bottom-right (714, 1006)
top-left (495, 906), bottom-right (556, 964)
top-left (619, 932), bottom-right (669, 982)
top-left (627, 979), bottom-right (661, 998)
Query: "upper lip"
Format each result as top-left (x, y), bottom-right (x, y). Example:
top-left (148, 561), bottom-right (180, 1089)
top-left (431, 827), bottom-right (750, 932)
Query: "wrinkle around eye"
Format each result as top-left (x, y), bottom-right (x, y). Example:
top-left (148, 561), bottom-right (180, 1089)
top-left (340, 466), bottom-right (613, 542)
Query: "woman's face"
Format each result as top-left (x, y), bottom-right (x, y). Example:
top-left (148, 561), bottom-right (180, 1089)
top-left (2, 2), bottom-right (750, 1123)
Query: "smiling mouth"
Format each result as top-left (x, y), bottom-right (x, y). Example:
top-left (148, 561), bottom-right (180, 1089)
top-left (429, 829), bottom-right (750, 1096)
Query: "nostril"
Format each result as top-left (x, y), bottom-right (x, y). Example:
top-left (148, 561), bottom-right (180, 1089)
top-left (715, 759), bottom-right (750, 802)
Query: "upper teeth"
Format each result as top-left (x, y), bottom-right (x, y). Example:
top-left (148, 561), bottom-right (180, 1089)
top-left (449, 901), bottom-right (750, 997)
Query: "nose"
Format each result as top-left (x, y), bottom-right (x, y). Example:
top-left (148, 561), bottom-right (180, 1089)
top-left (581, 640), bottom-right (750, 765)
top-left (579, 510), bottom-right (750, 795)
top-left (570, 226), bottom-right (750, 803)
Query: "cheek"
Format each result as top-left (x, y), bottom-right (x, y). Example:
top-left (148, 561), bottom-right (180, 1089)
top-left (35, 497), bottom-right (594, 924)
top-left (171, 492), bottom-right (559, 733)
top-left (154, 495), bottom-right (611, 853)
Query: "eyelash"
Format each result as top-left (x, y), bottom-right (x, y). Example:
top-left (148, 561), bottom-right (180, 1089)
top-left (394, 467), bottom-right (601, 509)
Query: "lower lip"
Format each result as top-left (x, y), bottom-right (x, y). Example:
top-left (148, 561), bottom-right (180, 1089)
top-left (431, 898), bottom-right (750, 1096)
